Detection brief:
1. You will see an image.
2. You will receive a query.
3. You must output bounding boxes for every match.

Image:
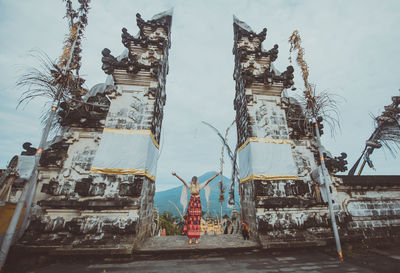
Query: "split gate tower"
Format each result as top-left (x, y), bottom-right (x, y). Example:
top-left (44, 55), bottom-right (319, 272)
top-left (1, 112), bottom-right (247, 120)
top-left (233, 17), bottom-right (400, 247)
top-left (233, 17), bottom-right (340, 247)
top-left (19, 11), bottom-right (172, 253)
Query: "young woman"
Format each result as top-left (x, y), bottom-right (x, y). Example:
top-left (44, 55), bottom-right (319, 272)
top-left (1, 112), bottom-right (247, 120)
top-left (172, 171), bottom-right (220, 245)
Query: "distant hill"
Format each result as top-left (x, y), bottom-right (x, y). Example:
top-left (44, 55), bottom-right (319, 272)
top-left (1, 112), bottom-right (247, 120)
top-left (154, 171), bottom-right (240, 218)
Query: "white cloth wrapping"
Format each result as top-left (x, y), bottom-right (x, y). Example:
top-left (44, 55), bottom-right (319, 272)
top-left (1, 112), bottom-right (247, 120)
top-left (311, 165), bottom-right (332, 202)
top-left (16, 155), bottom-right (35, 180)
top-left (90, 129), bottom-right (158, 180)
top-left (180, 181), bottom-right (210, 213)
top-left (238, 139), bottom-right (298, 182)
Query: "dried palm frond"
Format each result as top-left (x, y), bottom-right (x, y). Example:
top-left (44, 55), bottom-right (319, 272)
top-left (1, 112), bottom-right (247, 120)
top-left (374, 125), bottom-right (400, 156)
top-left (17, 1), bottom-right (91, 127)
top-left (16, 51), bottom-right (68, 132)
top-left (349, 93), bottom-right (400, 175)
top-left (288, 31), bottom-right (342, 137)
top-left (59, 0), bottom-right (91, 73)
top-left (369, 96), bottom-right (400, 156)
top-left (289, 30), bottom-right (312, 95)
top-left (293, 87), bottom-right (343, 137)
top-left (59, 23), bottom-right (79, 68)
top-left (17, 51), bottom-right (67, 108)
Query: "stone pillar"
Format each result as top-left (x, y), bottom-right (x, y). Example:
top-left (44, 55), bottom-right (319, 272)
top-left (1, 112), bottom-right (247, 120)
top-left (92, 10), bottom-right (172, 247)
top-left (232, 17), bottom-right (354, 247)
top-left (233, 17), bottom-right (400, 247)
top-left (233, 16), bottom-right (296, 240)
top-left (19, 10), bottom-right (172, 253)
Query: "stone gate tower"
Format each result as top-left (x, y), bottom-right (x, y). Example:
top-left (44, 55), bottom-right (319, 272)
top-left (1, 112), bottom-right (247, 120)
top-left (232, 16), bottom-right (400, 248)
top-left (19, 11), bottom-right (172, 253)
top-left (233, 17), bottom-right (336, 247)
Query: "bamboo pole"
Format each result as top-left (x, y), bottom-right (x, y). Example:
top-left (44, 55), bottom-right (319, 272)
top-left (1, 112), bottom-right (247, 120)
top-left (289, 30), bottom-right (343, 261)
top-left (0, 10), bottom-right (84, 272)
top-left (313, 120), bottom-right (343, 261)
top-left (0, 87), bottom-right (64, 272)
top-left (357, 157), bottom-right (368, 175)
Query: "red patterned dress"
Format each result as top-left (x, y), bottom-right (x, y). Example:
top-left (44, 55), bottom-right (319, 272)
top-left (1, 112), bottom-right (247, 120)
top-left (183, 194), bottom-right (202, 239)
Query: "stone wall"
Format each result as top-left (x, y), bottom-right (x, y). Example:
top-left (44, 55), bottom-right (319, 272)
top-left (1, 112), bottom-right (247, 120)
top-left (335, 175), bottom-right (400, 240)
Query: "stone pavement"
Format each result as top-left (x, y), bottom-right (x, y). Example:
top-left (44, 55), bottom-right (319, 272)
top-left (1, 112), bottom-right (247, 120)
top-left (138, 234), bottom-right (258, 251)
top-left (23, 249), bottom-right (376, 273)
top-left (4, 236), bottom-right (400, 272)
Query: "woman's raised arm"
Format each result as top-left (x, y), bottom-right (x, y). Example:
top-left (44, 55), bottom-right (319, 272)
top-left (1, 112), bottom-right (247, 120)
top-left (172, 171), bottom-right (188, 187)
top-left (204, 171), bottom-right (221, 186)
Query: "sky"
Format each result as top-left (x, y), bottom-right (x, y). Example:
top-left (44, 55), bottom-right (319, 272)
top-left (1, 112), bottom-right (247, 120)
top-left (0, 0), bottom-right (399, 191)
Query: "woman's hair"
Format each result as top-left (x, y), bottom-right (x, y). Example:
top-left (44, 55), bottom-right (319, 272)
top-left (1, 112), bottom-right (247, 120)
top-left (191, 176), bottom-right (198, 184)
top-left (190, 176), bottom-right (200, 195)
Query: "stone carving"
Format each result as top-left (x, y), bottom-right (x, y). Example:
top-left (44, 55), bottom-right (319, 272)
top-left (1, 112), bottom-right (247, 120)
top-left (233, 20), bottom-right (294, 90)
top-left (101, 48), bottom-right (140, 75)
top-left (122, 27), bottom-right (135, 48)
top-left (266, 44), bottom-right (279, 62)
top-left (101, 48), bottom-right (119, 74)
top-left (324, 152), bottom-right (348, 173)
top-left (136, 12), bottom-right (172, 35)
top-left (254, 100), bottom-right (289, 139)
top-left (71, 147), bottom-right (97, 173)
top-left (39, 141), bottom-right (69, 167)
top-left (138, 47), bottom-right (162, 66)
top-left (276, 65), bottom-right (294, 88)
top-left (120, 12), bottom-right (171, 52)
top-left (58, 100), bottom-right (109, 128)
top-left (21, 142), bottom-right (37, 156)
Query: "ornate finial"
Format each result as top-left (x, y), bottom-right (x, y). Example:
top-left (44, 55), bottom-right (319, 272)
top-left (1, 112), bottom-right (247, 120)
top-left (121, 27), bottom-right (134, 48)
top-left (101, 48), bottom-right (117, 74)
top-left (136, 13), bottom-right (144, 26)
top-left (267, 44), bottom-right (279, 62)
top-left (280, 66), bottom-right (295, 88)
top-left (260, 28), bottom-right (267, 40)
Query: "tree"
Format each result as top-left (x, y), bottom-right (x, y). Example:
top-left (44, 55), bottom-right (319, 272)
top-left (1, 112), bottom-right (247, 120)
top-left (158, 212), bottom-right (181, 235)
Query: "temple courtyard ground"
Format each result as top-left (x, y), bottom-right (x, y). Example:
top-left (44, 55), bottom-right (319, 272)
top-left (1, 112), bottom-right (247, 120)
top-left (4, 235), bottom-right (400, 272)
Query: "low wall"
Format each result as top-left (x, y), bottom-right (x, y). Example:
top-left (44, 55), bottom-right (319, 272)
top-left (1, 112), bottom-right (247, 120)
top-left (250, 176), bottom-right (400, 248)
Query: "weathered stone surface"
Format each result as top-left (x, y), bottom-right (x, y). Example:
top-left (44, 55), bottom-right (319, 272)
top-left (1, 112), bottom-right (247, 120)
top-left (20, 11), bottom-right (172, 252)
top-left (39, 141), bottom-right (69, 168)
top-left (38, 198), bottom-right (139, 210)
top-left (335, 176), bottom-right (400, 240)
top-left (256, 197), bottom-right (319, 209)
top-left (232, 18), bottom-right (400, 248)
top-left (239, 181), bottom-right (257, 239)
top-left (255, 180), bottom-right (311, 197)
top-left (233, 18), bottom-right (314, 242)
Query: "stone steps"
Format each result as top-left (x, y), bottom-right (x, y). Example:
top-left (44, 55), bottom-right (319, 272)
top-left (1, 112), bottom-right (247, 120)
top-left (138, 234), bottom-right (258, 252)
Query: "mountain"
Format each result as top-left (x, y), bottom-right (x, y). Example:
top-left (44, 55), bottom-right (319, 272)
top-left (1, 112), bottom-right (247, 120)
top-left (154, 171), bottom-right (240, 219)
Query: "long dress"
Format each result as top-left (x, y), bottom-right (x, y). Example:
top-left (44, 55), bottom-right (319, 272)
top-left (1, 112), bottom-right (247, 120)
top-left (183, 194), bottom-right (202, 238)
top-left (180, 182), bottom-right (210, 239)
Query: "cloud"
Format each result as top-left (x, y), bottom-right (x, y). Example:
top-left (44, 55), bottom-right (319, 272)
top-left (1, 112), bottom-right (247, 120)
top-left (1, 0), bottom-right (399, 191)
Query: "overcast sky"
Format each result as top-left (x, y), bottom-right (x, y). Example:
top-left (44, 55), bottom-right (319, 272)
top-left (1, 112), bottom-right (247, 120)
top-left (0, 0), bottom-right (399, 191)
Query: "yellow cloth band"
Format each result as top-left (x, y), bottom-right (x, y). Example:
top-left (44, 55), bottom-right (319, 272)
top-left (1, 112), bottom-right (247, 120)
top-left (90, 167), bottom-right (155, 182)
top-left (238, 137), bottom-right (294, 153)
top-left (0, 203), bottom-right (25, 233)
top-left (239, 174), bottom-right (299, 183)
top-left (103, 128), bottom-right (159, 149)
